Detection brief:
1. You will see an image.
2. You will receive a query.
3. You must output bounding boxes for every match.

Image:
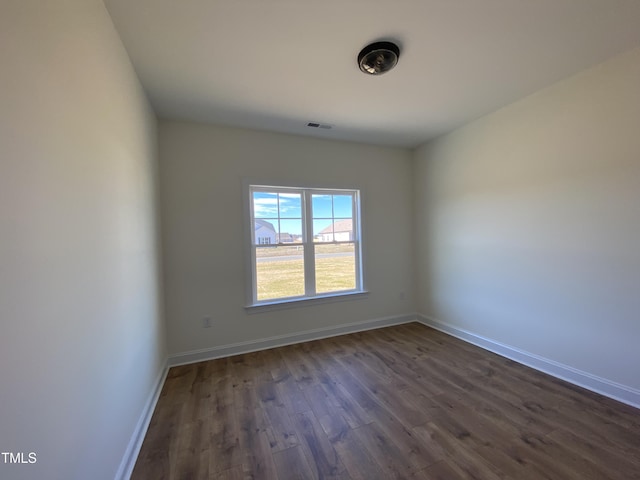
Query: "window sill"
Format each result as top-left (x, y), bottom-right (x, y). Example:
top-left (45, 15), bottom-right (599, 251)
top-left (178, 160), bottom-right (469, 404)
top-left (245, 290), bottom-right (369, 314)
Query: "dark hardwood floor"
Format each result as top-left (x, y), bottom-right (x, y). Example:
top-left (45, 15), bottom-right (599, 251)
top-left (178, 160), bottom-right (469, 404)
top-left (131, 322), bottom-right (640, 479)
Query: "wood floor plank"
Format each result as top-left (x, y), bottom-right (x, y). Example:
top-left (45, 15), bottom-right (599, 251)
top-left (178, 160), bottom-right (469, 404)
top-left (290, 410), bottom-right (351, 480)
top-left (303, 383), bottom-right (334, 420)
top-left (329, 426), bottom-right (387, 480)
top-left (516, 431), bottom-right (617, 480)
top-left (425, 420), bottom-right (504, 480)
top-left (336, 353), bottom-right (430, 428)
top-left (173, 444), bottom-right (210, 479)
top-left (547, 428), bottom-right (640, 479)
top-left (423, 394), bottom-right (558, 480)
top-left (305, 361), bottom-right (373, 430)
top-left (473, 354), bottom-right (640, 443)
top-left (412, 322), bottom-right (640, 431)
top-left (267, 350), bottom-right (312, 415)
top-left (131, 323), bottom-right (640, 480)
top-left (209, 372), bottom-right (242, 473)
top-left (315, 403), bottom-right (351, 442)
top-left (280, 344), bottom-right (324, 388)
top-left (426, 394), bottom-right (551, 479)
top-left (324, 363), bottom-right (436, 470)
top-left (421, 354), bottom-right (559, 437)
top-left (211, 464), bottom-right (243, 480)
top-left (356, 337), bottom-right (444, 397)
top-left (421, 459), bottom-right (468, 480)
top-left (468, 363), bottom-right (640, 458)
top-left (233, 384), bottom-right (279, 479)
top-left (272, 445), bottom-right (313, 480)
top-left (351, 422), bottom-right (418, 479)
top-left (262, 401), bottom-right (299, 452)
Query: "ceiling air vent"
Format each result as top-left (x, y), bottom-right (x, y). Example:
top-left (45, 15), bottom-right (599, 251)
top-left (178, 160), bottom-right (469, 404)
top-left (307, 122), bottom-right (332, 129)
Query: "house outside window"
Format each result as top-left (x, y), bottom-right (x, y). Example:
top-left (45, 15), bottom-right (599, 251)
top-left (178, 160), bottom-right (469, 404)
top-left (255, 219), bottom-right (276, 245)
top-left (246, 184), bottom-right (363, 306)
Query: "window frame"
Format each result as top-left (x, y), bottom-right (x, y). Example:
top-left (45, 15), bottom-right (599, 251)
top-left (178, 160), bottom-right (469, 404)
top-left (244, 182), bottom-right (365, 309)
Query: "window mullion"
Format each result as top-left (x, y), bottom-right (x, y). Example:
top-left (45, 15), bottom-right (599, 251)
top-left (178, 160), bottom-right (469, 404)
top-left (303, 190), bottom-right (316, 296)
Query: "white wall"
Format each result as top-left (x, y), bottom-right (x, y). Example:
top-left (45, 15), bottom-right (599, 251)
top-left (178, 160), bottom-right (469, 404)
top-left (159, 121), bottom-right (414, 356)
top-left (0, 2), bottom-right (165, 479)
top-left (414, 47), bottom-right (640, 392)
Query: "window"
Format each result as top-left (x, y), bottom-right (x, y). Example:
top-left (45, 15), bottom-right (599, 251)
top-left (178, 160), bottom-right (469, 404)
top-left (247, 185), bottom-right (363, 306)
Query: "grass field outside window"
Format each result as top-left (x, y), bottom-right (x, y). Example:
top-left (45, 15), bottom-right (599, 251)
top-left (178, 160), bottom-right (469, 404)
top-left (256, 243), bottom-right (355, 300)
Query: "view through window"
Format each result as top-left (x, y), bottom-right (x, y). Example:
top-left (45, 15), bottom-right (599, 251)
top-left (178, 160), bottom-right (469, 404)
top-left (249, 186), bottom-right (362, 304)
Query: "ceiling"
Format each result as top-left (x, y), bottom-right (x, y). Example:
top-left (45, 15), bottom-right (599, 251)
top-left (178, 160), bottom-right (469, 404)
top-left (104, 0), bottom-right (640, 148)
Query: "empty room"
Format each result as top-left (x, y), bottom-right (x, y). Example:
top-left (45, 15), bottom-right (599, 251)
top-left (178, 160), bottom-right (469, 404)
top-left (2, 0), bottom-right (640, 479)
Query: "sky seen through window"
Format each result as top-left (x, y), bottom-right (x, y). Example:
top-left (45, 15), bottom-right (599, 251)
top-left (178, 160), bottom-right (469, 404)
top-left (253, 192), bottom-right (353, 236)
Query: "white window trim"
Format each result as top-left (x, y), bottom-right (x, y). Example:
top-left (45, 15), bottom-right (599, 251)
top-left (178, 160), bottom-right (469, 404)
top-left (245, 290), bottom-right (370, 314)
top-left (243, 181), bottom-right (365, 309)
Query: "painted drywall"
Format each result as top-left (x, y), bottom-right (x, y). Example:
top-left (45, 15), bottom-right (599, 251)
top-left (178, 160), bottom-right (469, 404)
top-left (159, 122), bottom-right (414, 355)
top-left (0, 2), bottom-right (165, 479)
top-left (414, 47), bottom-right (640, 391)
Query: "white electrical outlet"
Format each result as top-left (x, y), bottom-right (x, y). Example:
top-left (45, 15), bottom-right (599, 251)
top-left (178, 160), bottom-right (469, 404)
top-left (202, 317), bottom-right (212, 328)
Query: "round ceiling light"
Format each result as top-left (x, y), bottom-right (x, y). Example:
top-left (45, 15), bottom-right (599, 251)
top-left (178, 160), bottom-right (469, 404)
top-left (357, 41), bottom-right (400, 75)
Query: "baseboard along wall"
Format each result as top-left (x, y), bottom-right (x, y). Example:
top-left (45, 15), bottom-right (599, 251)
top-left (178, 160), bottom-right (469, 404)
top-left (115, 362), bottom-right (169, 480)
top-left (417, 314), bottom-right (640, 410)
top-left (167, 313), bottom-right (418, 367)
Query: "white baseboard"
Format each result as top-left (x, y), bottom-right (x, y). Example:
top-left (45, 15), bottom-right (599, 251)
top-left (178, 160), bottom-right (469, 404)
top-left (115, 361), bottom-right (169, 480)
top-left (417, 314), bottom-right (640, 410)
top-left (168, 314), bottom-right (417, 367)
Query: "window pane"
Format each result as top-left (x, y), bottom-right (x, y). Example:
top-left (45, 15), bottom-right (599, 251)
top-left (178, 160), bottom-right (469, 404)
top-left (279, 193), bottom-right (302, 218)
top-left (278, 218), bottom-right (302, 243)
top-left (253, 192), bottom-right (278, 218)
top-left (313, 219), bottom-right (333, 242)
top-left (255, 245), bottom-right (305, 300)
top-left (333, 194), bottom-right (353, 218)
top-left (315, 243), bottom-right (355, 293)
top-left (312, 194), bottom-right (332, 218)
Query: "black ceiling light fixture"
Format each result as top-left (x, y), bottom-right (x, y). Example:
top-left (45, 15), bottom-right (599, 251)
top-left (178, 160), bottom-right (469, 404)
top-left (358, 41), bottom-right (400, 75)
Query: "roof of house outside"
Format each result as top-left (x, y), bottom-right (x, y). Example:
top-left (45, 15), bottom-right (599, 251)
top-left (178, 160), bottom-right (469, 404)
top-left (319, 219), bottom-right (352, 234)
top-left (255, 219), bottom-right (275, 232)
